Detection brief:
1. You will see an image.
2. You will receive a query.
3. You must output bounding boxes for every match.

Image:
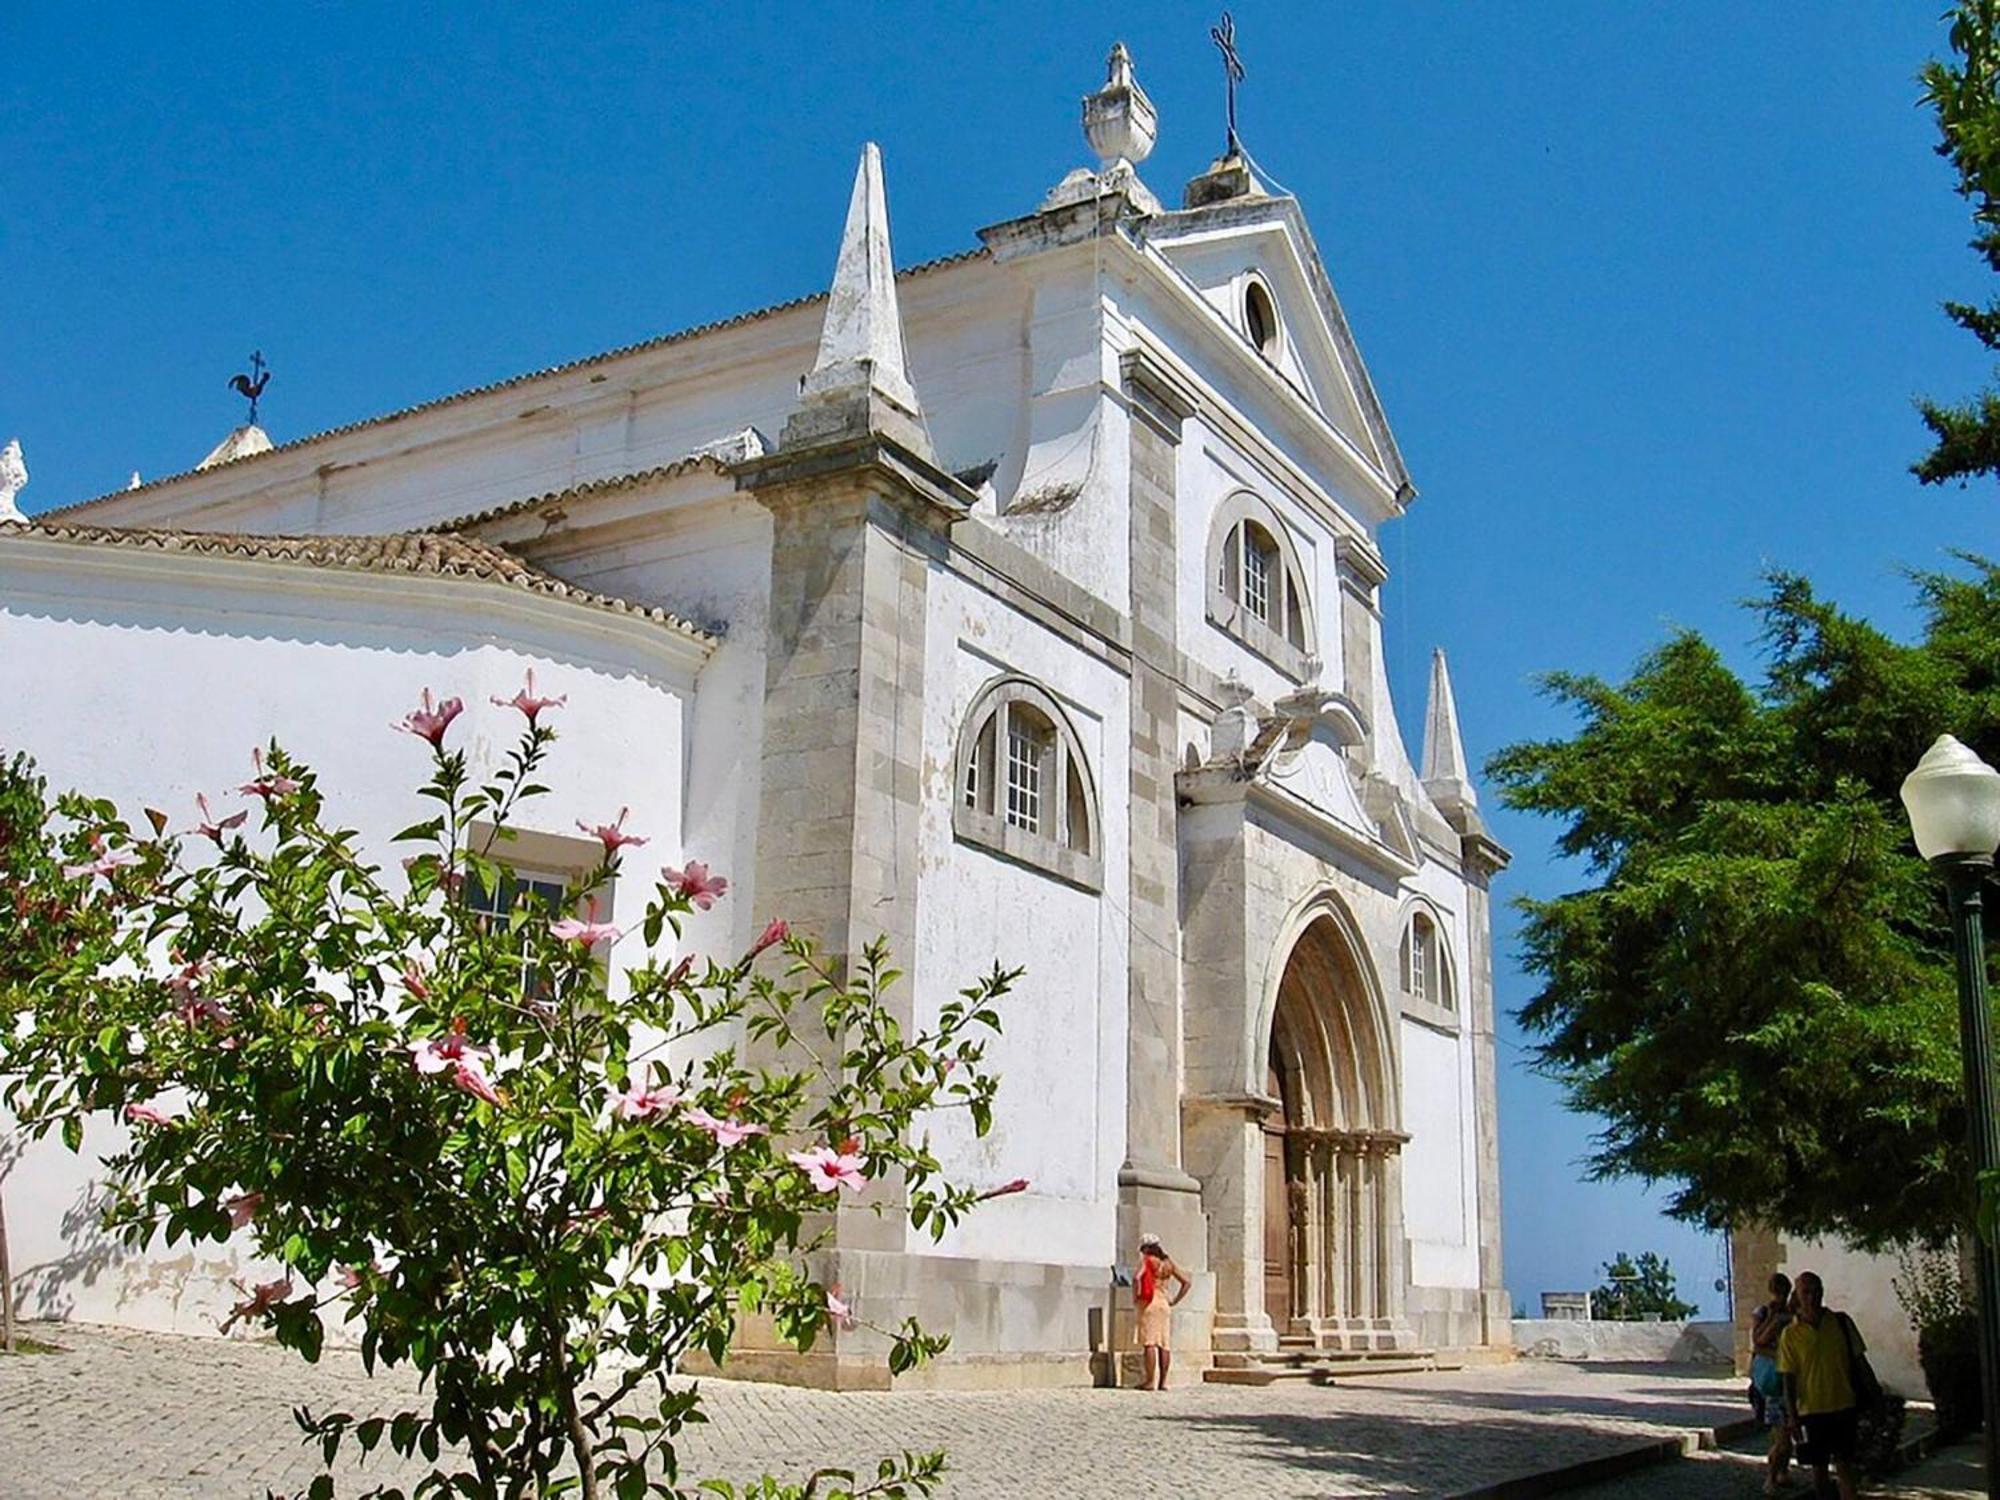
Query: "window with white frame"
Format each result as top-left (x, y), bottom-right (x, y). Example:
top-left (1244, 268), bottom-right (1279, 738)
top-left (1401, 912), bottom-right (1453, 1012)
top-left (463, 823), bottom-right (613, 995)
top-left (465, 866), bottom-right (571, 925)
top-left (1004, 710), bottom-right (1050, 833)
top-left (955, 675), bottom-right (1102, 890)
top-left (1209, 494), bottom-right (1314, 671)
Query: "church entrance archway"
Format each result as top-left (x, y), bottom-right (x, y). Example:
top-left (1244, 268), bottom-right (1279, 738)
top-left (1262, 909), bottom-right (1410, 1349)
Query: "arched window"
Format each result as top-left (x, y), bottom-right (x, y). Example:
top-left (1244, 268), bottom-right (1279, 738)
top-left (1208, 492), bottom-right (1316, 676)
top-left (1400, 911), bottom-right (1453, 1012)
top-left (954, 675), bottom-right (1102, 891)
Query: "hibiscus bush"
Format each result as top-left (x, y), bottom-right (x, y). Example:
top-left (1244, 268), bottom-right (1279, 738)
top-left (0, 678), bottom-right (1014, 1499)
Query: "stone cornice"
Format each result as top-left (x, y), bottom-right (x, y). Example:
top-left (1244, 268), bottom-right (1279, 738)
top-left (731, 432), bottom-right (978, 525)
top-left (1335, 534), bottom-right (1390, 591)
top-left (1463, 830), bottom-right (1512, 879)
top-left (1119, 347), bottom-right (1200, 441)
top-left (1176, 764), bottom-right (1422, 880)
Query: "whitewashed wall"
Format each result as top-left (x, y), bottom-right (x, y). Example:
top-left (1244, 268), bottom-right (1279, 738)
top-left (0, 550), bottom-right (698, 1336)
top-left (505, 489), bottom-right (774, 959)
top-left (912, 565), bottom-right (1131, 1269)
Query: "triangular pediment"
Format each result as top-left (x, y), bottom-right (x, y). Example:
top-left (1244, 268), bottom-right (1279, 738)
top-left (1140, 197), bottom-right (1413, 503)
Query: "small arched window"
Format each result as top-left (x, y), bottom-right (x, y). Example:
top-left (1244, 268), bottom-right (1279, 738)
top-left (1209, 493), bottom-right (1315, 674)
top-left (1244, 277), bottom-right (1281, 359)
top-left (1400, 911), bottom-right (1453, 1012)
top-left (954, 675), bottom-right (1102, 891)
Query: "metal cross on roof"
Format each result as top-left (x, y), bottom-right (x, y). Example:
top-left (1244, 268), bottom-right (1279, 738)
top-left (1210, 11), bottom-right (1245, 157)
top-left (228, 350), bottom-right (271, 426)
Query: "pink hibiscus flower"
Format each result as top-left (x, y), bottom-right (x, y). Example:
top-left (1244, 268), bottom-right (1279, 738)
top-left (190, 792), bottom-right (247, 844)
top-left (125, 1101), bottom-right (173, 1128)
top-left (684, 1107), bottom-right (766, 1148)
top-left (221, 1276), bottom-right (293, 1333)
top-left (976, 1177), bottom-right (1032, 1202)
top-left (223, 1191), bottom-right (263, 1229)
top-left (165, 960), bottom-right (229, 1028)
top-left (178, 995), bottom-right (231, 1029)
top-left (826, 1287), bottom-right (859, 1331)
top-left (578, 807), bottom-right (648, 855)
top-left (745, 918), bottom-right (789, 961)
top-left (393, 689), bottom-right (464, 748)
top-left (661, 859), bottom-right (730, 911)
top-left (789, 1145), bottom-right (869, 1193)
top-left (237, 748), bottom-right (301, 800)
top-left (408, 1019), bottom-right (487, 1076)
top-left (550, 898), bottom-right (622, 948)
top-left (608, 1066), bottom-right (682, 1122)
top-left (62, 833), bottom-right (140, 881)
top-left (452, 1057), bottom-right (504, 1107)
top-left (491, 668), bottom-right (566, 725)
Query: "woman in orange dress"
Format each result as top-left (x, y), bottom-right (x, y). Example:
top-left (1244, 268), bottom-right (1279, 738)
top-left (1135, 1232), bottom-right (1191, 1391)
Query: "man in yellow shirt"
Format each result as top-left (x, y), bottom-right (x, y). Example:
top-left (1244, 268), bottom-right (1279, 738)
top-left (1777, 1270), bottom-right (1864, 1500)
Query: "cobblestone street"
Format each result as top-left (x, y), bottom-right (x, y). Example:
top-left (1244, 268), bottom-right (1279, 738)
top-left (0, 1324), bottom-right (1765, 1499)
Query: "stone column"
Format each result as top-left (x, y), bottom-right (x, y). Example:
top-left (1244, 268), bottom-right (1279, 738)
top-left (727, 434), bottom-right (973, 1386)
top-left (1181, 1099), bottom-right (1272, 1351)
top-left (1377, 1142), bottom-right (1414, 1348)
top-left (1115, 351), bottom-right (1208, 1290)
top-left (1303, 1137), bottom-right (1327, 1325)
top-left (1333, 536), bottom-right (1388, 722)
top-left (1463, 839), bottom-right (1511, 1347)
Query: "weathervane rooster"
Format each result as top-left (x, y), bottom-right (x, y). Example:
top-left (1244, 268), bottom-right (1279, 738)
top-left (228, 350), bottom-right (271, 425)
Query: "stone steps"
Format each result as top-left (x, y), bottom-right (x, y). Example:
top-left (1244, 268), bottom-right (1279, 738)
top-left (1203, 1347), bottom-right (1463, 1386)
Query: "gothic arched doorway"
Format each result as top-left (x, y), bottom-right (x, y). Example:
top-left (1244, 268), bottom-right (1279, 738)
top-left (1263, 910), bottom-right (1409, 1348)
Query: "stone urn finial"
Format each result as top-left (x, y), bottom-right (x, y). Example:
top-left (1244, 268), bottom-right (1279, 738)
top-left (0, 438), bottom-right (27, 525)
top-left (1084, 41), bottom-right (1157, 170)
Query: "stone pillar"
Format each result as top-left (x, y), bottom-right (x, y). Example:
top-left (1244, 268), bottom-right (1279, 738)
top-left (1115, 350), bottom-right (1208, 1292)
top-left (1303, 1138), bottom-right (1327, 1324)
top-left (1376, 1143), bottom-right (1415, 1348)
top-left (726, 434), bottom-right (974, 1386)
top-left (1333, 536), bottom-right (1388, 722)
top-left (1463, 839), bottom-right (1512, 1347)
top-left (1182, 1098), bottom-right (1275, 1352)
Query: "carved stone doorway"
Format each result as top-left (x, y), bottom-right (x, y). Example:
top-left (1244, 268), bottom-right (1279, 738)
top-left (1264, 912), bottom-right (1414, 1351)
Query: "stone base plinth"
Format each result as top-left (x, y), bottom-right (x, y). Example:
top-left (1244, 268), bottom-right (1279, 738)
top-left (692, 1247), bottom-right (1174, 1391)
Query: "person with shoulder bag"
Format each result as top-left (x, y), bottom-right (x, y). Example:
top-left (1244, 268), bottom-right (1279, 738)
top-left (1778, 1270), bottom-right (1875, 1500)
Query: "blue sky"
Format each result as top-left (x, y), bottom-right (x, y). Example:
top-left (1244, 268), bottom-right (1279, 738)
top-left (6, 3), bottom-right (1995, 1318)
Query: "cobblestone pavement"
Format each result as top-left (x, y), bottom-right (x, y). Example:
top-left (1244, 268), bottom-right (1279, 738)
top-left (1563, 1430), bottom-right (1984, 1499)
top-left (0, 1324), bottom-right (1758, 1499)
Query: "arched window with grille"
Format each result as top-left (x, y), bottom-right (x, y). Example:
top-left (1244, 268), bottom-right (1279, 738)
top-left (1400, 910), bottom-right (1454, 1014)
top-left (1207, 492), bottom-right (1316, 676)
top-left (953, 675), bottom-right (1102, 891)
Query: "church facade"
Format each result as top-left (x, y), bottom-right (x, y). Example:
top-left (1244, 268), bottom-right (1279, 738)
top-left (1, 46), bottom-right (1508, 1386)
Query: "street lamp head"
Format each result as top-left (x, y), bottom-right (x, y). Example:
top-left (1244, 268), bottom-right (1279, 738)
top-left (1901, 734), bottom-right (2000, 862)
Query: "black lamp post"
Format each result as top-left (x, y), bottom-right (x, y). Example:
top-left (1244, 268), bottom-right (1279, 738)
top-left (1902, 734), bottom-right (2000, 1496)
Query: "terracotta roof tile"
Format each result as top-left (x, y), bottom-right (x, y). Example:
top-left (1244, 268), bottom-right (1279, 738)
top-left (5, 522), bottom-right (717, 646)
top-left (425, 453), bottom-right (732, 534)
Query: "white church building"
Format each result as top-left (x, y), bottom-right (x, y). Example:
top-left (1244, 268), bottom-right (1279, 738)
top-left (1, 45), bottom-right (1509, 1387)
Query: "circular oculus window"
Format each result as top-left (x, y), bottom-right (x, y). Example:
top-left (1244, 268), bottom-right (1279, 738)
top-left (1244, 278), bottom-right (1280, 358)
